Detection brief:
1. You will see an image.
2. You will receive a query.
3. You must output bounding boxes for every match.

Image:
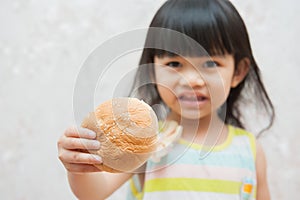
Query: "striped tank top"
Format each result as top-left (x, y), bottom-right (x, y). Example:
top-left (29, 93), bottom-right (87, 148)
top-left (127, 125), bottom-right (257, 200)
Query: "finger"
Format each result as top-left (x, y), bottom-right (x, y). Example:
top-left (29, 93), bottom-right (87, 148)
top-left (65, 163), bottom-right (102, 173)
top-left (65, 126), bottom-right (96, 139)
top-left (63, 137), bottom-right (101, 150)
top-left (59, 149), bottom-right (103, 165)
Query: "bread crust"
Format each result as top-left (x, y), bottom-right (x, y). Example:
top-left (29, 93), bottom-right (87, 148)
top-left (81, 98), bottom-right (158, 173)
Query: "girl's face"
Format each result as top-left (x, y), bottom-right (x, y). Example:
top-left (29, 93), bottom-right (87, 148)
top-left (154, 54), bottom-right (244, 120)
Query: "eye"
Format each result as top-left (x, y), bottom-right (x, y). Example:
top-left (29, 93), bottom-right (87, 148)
top-left (166, 61), bottom-right (182, 68)
top-left (203, 61), bottom-right (219, 68)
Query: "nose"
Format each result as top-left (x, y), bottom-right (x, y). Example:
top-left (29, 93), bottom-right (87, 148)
top-left (179, 67), bottom-right (206, 88)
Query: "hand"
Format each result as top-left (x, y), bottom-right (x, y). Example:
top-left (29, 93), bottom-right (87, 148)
top-left (57, 126), bottom-right (103, 173)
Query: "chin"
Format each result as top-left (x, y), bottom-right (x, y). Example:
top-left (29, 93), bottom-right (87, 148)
top-left (174, 108), bottom-right (216, 121)
top-left (172, 109), bottom-right (201, 120)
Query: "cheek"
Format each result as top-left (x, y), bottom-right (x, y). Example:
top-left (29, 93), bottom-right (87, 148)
top-left (155, 67), bottom-right (177, 89)
top-left (156, 85), bottom-right (173, 102)
top-left (205, 73), bottom-right (232, 108)
top-left (155, 67), bottom-right (178, 104)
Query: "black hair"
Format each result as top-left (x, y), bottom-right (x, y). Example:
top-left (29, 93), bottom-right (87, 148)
top-left (130, 0), bottom-right (275, 136)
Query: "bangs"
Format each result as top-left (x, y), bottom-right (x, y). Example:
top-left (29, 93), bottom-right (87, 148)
top-left (147, 0), bottom-right (239, 58)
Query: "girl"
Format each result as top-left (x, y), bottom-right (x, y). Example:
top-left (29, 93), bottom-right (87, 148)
top-left (58, 0), bottom-right (275, 199)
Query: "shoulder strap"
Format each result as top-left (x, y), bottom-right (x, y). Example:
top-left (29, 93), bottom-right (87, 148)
top-left (232, 126), bottom-right (257, 161)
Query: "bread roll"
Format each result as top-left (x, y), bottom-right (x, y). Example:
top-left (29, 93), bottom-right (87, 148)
top-left (81, 97), bottom-right (158, 173)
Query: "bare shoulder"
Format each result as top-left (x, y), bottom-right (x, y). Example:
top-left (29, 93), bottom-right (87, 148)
top-left (255, 140), bottom-right (271, 200)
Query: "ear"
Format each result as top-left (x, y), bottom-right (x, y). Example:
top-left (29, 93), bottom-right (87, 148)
top-left (231, 58), bottom-right (250, 88)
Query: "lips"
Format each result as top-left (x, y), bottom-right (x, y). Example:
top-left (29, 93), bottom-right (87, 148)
top-left (178, 92), bottom-right (209, 107)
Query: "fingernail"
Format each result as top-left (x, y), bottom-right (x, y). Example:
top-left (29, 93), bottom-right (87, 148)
top-left (93, 155), bottom-right (102, 163)
top-left (92, 141), bottom-right (101, 149)
top-left (88, 131), bottom-right (96, 138)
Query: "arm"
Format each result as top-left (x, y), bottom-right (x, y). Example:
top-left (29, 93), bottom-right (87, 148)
top-left (255, 141), bottom-right (271, 200)
top-left (68, 172), bottom-right (132, 200)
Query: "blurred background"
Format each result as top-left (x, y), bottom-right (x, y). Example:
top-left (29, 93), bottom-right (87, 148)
top-left (0, 0), bottom-right (299, 199)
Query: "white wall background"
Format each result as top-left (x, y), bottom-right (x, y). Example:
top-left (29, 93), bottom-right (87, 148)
top-left (0, 0), bottom-right (299, 199)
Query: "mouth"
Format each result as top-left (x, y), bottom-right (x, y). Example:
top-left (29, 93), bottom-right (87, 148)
top-left (178, 92), bottom-right (209, 107)
top-left (179, 95), bottom-right (207, 101)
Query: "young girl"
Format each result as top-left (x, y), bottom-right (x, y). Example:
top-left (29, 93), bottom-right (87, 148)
top-left (58, 0), bottom-right (275, 199)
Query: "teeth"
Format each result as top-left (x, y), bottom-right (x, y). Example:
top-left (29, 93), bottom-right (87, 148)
top-left (186, 96), bottom-right (197, 101)
top-left (181, 95), bottom-right (205, 101)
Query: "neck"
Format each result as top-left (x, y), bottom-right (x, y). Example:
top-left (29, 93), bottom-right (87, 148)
top-left (167, 112), bottom-right (227, 145)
